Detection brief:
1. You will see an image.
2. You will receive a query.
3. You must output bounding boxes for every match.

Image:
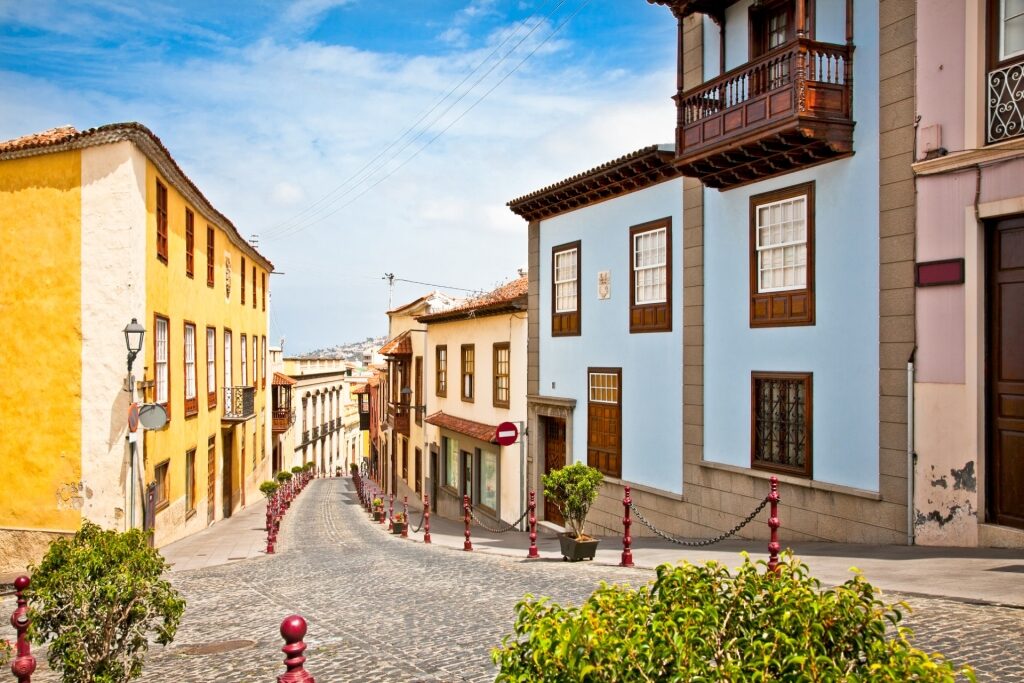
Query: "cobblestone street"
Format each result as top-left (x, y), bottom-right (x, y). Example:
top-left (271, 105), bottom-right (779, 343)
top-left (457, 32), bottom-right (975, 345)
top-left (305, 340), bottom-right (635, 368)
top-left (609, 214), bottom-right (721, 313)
top-left (9, 478), bottom-right (1024, 682)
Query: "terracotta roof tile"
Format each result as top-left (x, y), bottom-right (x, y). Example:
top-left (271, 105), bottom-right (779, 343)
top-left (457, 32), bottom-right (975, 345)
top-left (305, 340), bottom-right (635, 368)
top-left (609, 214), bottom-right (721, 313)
top-left (416, 276), bottom-right (527, 323)
top-left (379, 330), bottom-right (412, 356)
top-left (272, 372), bottom-right (297, 386)
top-left (425, 411), bottom-right (497, 444)
top-left (0, 126), bottom-right (79, 153)
top-left (351, 383), bottom-right (368, 395)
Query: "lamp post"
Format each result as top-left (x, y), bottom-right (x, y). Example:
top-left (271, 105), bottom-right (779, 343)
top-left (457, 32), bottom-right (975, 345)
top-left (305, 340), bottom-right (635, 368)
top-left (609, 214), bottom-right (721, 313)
top-left (124, 318), bottom-right (145, 529)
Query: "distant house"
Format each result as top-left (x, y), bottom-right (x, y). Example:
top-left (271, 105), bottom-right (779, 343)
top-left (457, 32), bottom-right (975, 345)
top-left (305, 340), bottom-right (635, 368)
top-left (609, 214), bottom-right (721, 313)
top-left (417, 277), bottom-right (529, 523)
top-left (508, 146), bottom-right (684, 532)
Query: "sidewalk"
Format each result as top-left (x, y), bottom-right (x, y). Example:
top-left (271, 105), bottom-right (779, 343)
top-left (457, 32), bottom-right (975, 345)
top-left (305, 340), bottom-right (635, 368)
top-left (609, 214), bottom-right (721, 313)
top-left (159, 497), bottom-right (270, 572)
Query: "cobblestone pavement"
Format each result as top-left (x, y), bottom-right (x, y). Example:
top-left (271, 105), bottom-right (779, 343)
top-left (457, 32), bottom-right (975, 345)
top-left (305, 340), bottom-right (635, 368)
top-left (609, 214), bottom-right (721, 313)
top-left (6, 478), bottom-right (1024, 682)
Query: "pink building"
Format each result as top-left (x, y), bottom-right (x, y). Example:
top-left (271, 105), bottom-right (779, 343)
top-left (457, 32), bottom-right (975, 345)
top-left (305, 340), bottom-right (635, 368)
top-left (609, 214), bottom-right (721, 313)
top-left (913, 0), bottom-right (1024, 547)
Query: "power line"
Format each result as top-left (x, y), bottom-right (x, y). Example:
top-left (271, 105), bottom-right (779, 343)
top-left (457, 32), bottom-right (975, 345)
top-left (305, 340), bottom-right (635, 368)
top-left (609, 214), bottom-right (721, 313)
top-left (262, 0), bottom-right (566, 240)
top-left (268, 0), bottom-right (592, 240)
top-left (386, 275), bottom-right (482, 293)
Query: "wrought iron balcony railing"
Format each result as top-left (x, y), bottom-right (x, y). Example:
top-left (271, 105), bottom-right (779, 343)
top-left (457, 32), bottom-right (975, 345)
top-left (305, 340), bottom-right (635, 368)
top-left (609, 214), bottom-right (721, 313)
top-left (988, 62), bottom-right (1024, 143)
top-left (222, 386), bottom-right (255, 421)
top-left (272, 408), bottom-right (294, 433)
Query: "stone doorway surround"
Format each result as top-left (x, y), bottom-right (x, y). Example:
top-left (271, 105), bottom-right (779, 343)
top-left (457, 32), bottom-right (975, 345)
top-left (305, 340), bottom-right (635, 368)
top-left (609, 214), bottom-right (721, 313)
top-left (527, 395), bottom-right (576, 521)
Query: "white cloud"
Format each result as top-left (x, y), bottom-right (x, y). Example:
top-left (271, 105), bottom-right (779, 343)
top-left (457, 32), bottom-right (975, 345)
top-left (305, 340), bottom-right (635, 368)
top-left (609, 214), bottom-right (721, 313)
top-left (281, 0), bottom-right (355, 30)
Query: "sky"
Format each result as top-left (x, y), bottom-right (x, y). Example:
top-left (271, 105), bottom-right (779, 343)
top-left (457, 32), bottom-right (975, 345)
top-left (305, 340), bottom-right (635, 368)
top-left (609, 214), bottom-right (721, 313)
top-left (0, 0), bottom-right (678, 354)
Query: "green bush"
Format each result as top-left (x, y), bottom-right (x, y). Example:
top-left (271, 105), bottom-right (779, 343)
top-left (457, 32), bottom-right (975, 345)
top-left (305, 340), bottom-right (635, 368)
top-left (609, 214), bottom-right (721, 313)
top-left (259, 481), bottom-right (279, 498)
top-left (0, 638), bottom-right (11, 668)
top-left (291, 465), bottom-right (303, 474)
top-left (303, 462), bottom-right (315, 471)
top-left (28, 522), bottom-right (185, 683)
top-left (541, 462), bottom-right (603, 539)
top-left (276, 471), bottom-right (293, 483)
top-left (493, 553), bottom-right (974, 682)
top-left (349, 463), bottom-right (359, 475)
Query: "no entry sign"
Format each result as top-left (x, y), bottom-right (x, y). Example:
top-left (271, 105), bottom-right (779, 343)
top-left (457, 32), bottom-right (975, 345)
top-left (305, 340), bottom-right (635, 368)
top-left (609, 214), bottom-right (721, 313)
top-left (495, 421), bottom-right (519, 446)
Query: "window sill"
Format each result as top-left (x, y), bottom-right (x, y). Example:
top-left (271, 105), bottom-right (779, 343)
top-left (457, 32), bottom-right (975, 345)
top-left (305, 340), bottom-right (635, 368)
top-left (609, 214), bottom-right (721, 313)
top-left (155, 500), bottom-right (169, 513)
top-left (699, 460), bottom-right (882, 501)
top-left (599, 476), bottom-right (685, 501)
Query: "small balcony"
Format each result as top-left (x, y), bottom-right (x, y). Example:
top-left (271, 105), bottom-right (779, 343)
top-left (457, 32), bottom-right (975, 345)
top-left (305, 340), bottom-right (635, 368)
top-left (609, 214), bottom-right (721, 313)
top-left (222, 386), bottom-right (255, 422)
top-left (988, 62), bottom-right (1024, 143)
top-left (313, 426), bottom-right (320, 441)
top-left (272, 408), bottom-right (294, 433)
top-left (674, 38), bottom-right (854, 190)
top-left (303, 430), bottom-right (310, 445)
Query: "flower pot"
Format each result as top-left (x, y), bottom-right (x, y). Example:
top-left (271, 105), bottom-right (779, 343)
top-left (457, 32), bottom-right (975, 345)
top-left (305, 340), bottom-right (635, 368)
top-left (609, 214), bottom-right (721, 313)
top-left (559, 533), bottom-right (599, 562)
top-left (373, 510), bottom-right (383, 522)
top-left (392, 522), bottom-right (406, 535)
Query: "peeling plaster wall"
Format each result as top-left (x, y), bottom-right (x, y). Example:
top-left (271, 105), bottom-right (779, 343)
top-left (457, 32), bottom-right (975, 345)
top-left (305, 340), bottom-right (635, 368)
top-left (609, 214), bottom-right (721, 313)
top-left (80, 142), bottom-right (148, 530)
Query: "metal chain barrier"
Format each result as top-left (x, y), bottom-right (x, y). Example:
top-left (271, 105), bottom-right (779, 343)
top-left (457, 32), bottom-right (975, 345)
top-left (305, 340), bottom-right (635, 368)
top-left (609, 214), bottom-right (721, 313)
top-left (629, 496), bottom-right (771, 547)
top-left (468, 505), bottom-right (529, 534)
top-left (411, 504), bottom-right (427, 533)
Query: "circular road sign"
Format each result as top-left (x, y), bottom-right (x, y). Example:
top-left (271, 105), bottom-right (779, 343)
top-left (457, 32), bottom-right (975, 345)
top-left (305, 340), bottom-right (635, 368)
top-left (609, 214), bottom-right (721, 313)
top-left (139, 403), bottom-right (169, 431)
top-left (128, 403), bottom-right (140, 433)
top-left (495, 421), bottom-right (519, 447)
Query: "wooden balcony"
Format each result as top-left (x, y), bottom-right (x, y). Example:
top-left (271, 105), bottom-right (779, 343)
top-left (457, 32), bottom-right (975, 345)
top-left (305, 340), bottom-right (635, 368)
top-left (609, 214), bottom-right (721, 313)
top-left (674, 38), bottom-right (854, 190)
top-left (222, 386), bottom-right (255, 422)
top-left (272, 408), bottom-right (294, 433)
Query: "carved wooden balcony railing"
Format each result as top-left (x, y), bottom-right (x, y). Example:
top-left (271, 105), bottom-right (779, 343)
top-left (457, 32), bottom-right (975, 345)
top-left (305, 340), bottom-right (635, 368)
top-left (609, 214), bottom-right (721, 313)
top-left (222, 386), bottom-right (255, 422)
top-left (272, 408), bottom-right (294, 433)
top-left (988, 61), bottom-right (1024, 143)
top-left (674, 38), bottom-right (854, 189)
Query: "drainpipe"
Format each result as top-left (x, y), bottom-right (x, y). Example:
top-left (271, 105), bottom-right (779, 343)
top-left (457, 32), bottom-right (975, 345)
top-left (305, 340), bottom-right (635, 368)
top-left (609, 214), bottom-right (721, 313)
top-left (907, 348), bottom-right (917, 546)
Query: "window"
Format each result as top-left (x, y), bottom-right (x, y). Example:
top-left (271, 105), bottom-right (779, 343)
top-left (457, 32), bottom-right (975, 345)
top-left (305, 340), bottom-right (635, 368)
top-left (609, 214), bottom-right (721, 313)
top-left (240, 334), bottom-right (248, 386)
top-left (206, 226), bottom-right (215, 287)
top-left (587, 368), bottom-right (621, 478)
top-left (154, 460), bottom-right (170, 511)
top-left (552, 241), bottom-right (581, 336)
top-left (436, 345), bottom-right (447, 396)
top-left (751, 372), bottom-right (812, 477)
top-left (478, 449), bottom-right (498, 511)
top-left (241, 256), bottom-right (246, 305)
top-left (184, 322), bottom-right (197, 416)
top-left (224, 329), bottom-right (233, 391)
top-left (206, 327), bottom-right (217, 408)
top-left (630, 218), bottom-right (672, 333)
top-left (154, 315), bottom-right (169, 415)
top-left (185, 209), bottom-right (195, 278)
top-left (262, 273), bottom-right (266, 311)
top-left (444, 436), bottom-right (459, 489)
top-left (414, 356), bottom-right (423, 426)
top-left (156, 181), bottom-right (168, 263)
top-left (185, 448), bottom-right (197, 515)
top-left (461, 344), bottom-right (475, 402)
top-left (988, 0), bottom-right (1024, 143)
top-left (493, 342), bottom-right (510, 408)
top-left (252, 266), bottom-right (257, 310)
top-left (995, 0), bottom-right (1024, 63)
top-left (262, 335), bottom-right (267, 389)
top-left (252, 335), bottom-right (258, 389)
top-left (750, 182), bottom-right (815, 327)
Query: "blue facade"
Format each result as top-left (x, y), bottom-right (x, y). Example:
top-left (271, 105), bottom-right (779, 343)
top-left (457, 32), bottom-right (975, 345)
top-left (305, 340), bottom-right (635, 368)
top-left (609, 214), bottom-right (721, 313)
top-left (538, 178), bottom-right (684, 494)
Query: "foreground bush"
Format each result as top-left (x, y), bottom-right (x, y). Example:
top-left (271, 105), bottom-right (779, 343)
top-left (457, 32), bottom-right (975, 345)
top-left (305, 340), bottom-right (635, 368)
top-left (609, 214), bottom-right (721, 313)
top-left (493, 553), bottom-right (974, 682)
top-left (29, 522), bottom-right (185, 683)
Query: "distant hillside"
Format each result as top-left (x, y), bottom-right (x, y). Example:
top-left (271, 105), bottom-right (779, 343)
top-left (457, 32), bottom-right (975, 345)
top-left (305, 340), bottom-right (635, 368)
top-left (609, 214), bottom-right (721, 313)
top-left (299, 335), bottom-right (387, 363)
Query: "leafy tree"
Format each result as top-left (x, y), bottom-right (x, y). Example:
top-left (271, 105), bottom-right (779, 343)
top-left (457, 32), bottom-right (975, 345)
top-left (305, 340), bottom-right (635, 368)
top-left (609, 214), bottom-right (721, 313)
top-left (276, 471), bottom-right (293, 483)
top-left (493, 553), bottom-right (975, 682)
top-left (28, 522), bottom-right (185, 683)
top-left (541, 462), bottom-right (603, 539)
top-left (290, 466), bottom-right (303, 474)
top-left (259, 481), bottom-right (279, 498)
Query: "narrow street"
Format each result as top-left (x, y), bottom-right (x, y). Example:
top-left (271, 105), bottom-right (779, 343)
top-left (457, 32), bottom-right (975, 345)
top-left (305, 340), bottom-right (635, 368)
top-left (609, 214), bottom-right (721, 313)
top-left (9, 478), bottom-right (1024, 682)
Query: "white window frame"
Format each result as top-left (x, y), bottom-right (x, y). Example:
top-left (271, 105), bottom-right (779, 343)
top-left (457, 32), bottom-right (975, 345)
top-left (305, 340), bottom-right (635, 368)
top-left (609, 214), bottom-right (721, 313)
top-left (755, 193), bottom-right (808, 294)
top-left (253, 336), bottom-right (258, 388)
top-left (224, 329), bottom-right (233, 390)
top-left (155, 317), bottom-right (168, 405)
top-left (206, 327), bottom-right (216, 395)
top-left (1002, 0), bottom-right (1024, 61)
top-left (184, 323), bottom-right (196, 401)
top-left (240, 334), bottom-right (248, 387)
top-left (553, 247), bottom-right (578, 314)
top-left (633, 227), bottom-right (668, 305)
top-left (588, 372), bottom-right (619, 404)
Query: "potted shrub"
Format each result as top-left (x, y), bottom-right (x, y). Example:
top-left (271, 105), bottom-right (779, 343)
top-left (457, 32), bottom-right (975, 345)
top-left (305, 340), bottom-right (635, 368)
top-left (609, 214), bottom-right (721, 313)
top-left (392, 511), bottom-right (406, 535)
top-left (259, 481), bottom-right (279, 499)
top-left (291, 466), bottom-right (303, 475)
top-left (350, 462), bottom-right (360, 477)
top-left (276, 471), bottom-right (292, 483)
top-left (542, 462), bottom-right (604, 561)
top-left (372, 497), bottom-right (384, 521)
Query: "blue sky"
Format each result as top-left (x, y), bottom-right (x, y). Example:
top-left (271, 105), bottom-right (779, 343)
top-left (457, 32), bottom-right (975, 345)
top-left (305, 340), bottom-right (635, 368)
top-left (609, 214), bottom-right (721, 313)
top-left (0, 0), bottom-right (678, 353)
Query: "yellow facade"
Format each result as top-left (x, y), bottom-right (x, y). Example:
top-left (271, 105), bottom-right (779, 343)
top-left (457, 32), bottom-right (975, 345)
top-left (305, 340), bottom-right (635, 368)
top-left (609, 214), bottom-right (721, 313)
top-left (0, 151), bottom-right (83, 534)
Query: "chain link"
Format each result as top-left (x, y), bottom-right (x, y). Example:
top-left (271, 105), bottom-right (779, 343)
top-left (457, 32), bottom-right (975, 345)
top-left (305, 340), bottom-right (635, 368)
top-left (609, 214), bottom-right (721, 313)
top-left (629, 496), bottom-right (770, 547)
top-left (468, 506), bottom-right (530, 534)
top-left (410, 505), bottom-right (427, 533)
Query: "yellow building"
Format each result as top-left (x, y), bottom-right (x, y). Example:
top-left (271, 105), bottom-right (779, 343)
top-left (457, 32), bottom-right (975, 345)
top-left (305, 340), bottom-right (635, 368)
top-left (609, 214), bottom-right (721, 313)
top-left (0, 123), bottom-right (275, 572)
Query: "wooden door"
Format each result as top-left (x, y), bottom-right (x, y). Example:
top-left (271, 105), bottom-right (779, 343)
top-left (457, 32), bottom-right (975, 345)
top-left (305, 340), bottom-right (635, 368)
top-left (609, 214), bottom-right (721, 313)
top-left (587, 368), bottom-right (622, 478)
top-left (222, 430), bottom-right (234, 519)
top-left (543, 417), bottom-right (566, 524)
top-left (207, 437), bottom-right (216, 526)
top-left (989, 216), bottom-right (1024, 530)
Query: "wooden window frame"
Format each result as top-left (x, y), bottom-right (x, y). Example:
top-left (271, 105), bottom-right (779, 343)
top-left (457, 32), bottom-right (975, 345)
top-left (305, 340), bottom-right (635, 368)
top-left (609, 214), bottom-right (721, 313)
top-left (154, 314), bottom-right (170, 419)
top-left (436, 345), bottom-right (448, 397)
top-left (206, 226), bottom-right (215, 287)
top-left (461, 344), bottom-right (475, 402)
top-left (748, 0), bottom-right (815, 58)
top-left (750, 371), bottom-right (813, 477)
top-left (586, 367), bottom-right (622, 478)
top-left (252, 335), bottom-right (259, 390)
top-left (223, 328), bottom-right (233, 392)
top-left (629, 217), bottom-right (672, 333)
top-left (551, 240), bottom-right (581, 337)
top-left (414, 356), bottom-right (423, 426)
top-left (262, 273), bottom-right (266, 311)
top-left (154, 459), bottom-right (170, 511)
top-left (240, 334), bottom-right (248, 387)
top-left (252, 266), bottom-right (257, 310)
top-left (493, 342), bottom-right (511, 408)
top-left (443, 436), bottom-right (459, 491)
top-left (262, 335), bottom-right (267, 390)
top-left (206, 326), bottom-right (217, 409)
top-left (183, 321), bottom-right (198, 417)
top-left (156, 181), bottom-right (168, 264)
top-left (185, 209), bottom-right (195, 278)
top-left (989, 0), bottom-right (1024, 69)
top-left (749, 181), bottom-right (815, 327)
top-left (185, 448), bottom-right (197, 517)
top-left (240, 256), bottom-right (246, 305)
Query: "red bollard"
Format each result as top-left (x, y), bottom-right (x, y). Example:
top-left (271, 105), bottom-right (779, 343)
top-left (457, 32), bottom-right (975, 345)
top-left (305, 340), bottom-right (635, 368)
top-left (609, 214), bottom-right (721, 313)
top-left (463, 494), bottom-right (473, 551)
top-left (767, 476), bottom-right (781, 573)
top-left (423, 495), bottom-right (431, 544)
top-left (278, 615), bottom-right (315, 682)
top-left (527, 490), bottom-right (539, 559)
top-left (620, 485), bottom-right (634, 568)
top-left (387, 494), bottom-right (394, 530)
top-left (10, 575), bottom-right (37, 683)
top-left (401, 496), bottom-right (409, 539)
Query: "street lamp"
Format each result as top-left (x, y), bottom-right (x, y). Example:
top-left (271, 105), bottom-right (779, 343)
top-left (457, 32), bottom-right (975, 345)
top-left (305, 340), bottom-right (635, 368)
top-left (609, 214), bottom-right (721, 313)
top-left (123, 318), bottom-right (144, 531)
